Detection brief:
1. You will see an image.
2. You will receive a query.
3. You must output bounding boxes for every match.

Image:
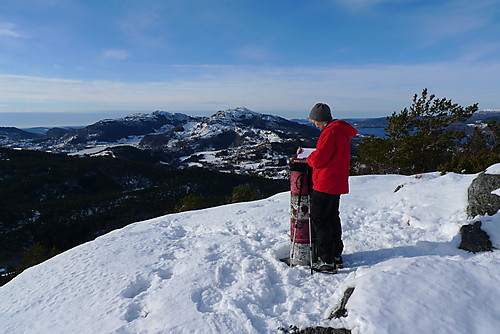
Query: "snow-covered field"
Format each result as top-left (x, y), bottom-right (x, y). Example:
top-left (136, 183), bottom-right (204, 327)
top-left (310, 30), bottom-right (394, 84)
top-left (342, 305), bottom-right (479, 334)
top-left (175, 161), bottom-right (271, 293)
top-left (1, 168), bottom-right (499, 334)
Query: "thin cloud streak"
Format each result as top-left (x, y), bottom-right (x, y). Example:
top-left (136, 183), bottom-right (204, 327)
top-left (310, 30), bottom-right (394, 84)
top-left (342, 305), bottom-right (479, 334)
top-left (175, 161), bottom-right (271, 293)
top-left (333, 0), bottom-right (415, 12)
top-left (101, 49), bottom-right (130, 60)
top-left (415, 0), bottom-right (494, 45)
top-left (0, 23), bottom-right (25, 38)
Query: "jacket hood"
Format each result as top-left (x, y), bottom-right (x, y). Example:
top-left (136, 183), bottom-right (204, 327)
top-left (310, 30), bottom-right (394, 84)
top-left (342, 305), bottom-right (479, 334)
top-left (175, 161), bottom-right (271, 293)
top-left (328, 120), bottom-right (358, 138)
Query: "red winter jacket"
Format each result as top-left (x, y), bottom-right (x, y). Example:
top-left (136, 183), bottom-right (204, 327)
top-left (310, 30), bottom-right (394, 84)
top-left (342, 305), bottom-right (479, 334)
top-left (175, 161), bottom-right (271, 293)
top-left (306, 120), bottom-right (358, 194)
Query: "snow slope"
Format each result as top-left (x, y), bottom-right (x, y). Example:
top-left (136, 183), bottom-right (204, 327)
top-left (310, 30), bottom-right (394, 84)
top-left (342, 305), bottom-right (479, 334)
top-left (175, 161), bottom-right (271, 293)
top-left (1, 171), bottom-right (499, 334)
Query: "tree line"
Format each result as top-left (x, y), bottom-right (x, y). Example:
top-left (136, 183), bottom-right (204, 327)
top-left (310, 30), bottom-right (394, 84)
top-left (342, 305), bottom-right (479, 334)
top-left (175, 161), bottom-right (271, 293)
top-left (354, 88), bottom-right (499, 175)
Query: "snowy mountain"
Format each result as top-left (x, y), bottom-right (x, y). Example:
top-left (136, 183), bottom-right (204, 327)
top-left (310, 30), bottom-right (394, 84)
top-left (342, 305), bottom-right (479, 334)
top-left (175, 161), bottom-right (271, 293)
top-left (1, 166), bottom-right (499, 333)
top-left (0, 108), bottom-right (319, 178)
top-left (464, 109), bottom-right (500, 130)
top-left (48, 110), bottom-right (193, 150)
top-left (139, 107), bottom-right (319, 178)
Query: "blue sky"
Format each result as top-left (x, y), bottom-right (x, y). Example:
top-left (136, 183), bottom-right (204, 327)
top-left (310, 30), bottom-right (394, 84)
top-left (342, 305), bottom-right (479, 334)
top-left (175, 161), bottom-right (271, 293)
top-left (1, 0), bottom-right (499, 127)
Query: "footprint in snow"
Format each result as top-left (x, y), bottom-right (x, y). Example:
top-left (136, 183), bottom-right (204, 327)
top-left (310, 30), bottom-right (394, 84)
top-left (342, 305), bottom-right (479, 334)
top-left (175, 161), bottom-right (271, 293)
top-left (191, 286), bottom-right (223, 313)
top-left (121, 276), bottom-right (151, 299)
top-left (159, 250), bottom-right (178, 261)
top-left (153, 268), bottom-right (173, 280)
top-left (124, 302), bottom-right (149, 322)
top-left (162, 225), bottom-right (187, 240)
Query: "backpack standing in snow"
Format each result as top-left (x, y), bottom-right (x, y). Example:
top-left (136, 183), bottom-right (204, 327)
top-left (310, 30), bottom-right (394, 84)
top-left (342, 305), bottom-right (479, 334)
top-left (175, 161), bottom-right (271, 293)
top-left (297, 103), bottom-right (358, 273)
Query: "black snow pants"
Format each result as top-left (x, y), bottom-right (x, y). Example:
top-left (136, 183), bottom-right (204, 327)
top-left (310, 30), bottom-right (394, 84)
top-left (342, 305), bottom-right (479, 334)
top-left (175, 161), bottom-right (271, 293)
top-left (310, 190), bottom-right (343, 264)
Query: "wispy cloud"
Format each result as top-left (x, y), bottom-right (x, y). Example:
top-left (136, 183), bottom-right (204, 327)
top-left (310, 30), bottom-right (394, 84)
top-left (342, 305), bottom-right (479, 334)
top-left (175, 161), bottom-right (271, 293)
top-left (415, 0), bottom-right (494, 43)
top-left (0, 23), bottom-right (25, 39)
top-left (115, 4), bottom-right (168, 50)
top-left (233, 45), bottom-right (273, 62)
top-left (334, 0), bottom-right (412, 11)
top-left (459, 42), bottom-right (500, 62)
top-left (333, 0), bottom-right (498, 62)
top-left (101, 49), bottom-right (130, 61)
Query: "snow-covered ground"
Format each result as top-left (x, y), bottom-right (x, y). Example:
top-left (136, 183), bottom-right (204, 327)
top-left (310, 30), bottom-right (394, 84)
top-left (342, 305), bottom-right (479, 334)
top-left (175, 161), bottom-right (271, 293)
top-left (68, 136), bottom-right (144, 156)
top-left (1, 168), bottom-right (499, 334)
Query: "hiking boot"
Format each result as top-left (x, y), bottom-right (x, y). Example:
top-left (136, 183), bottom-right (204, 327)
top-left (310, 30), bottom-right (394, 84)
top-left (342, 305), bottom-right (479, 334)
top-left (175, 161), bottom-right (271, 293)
top-left (334, 256), bottom-right (343, 269)
top-left (312, 258), bottom-right (337, 273)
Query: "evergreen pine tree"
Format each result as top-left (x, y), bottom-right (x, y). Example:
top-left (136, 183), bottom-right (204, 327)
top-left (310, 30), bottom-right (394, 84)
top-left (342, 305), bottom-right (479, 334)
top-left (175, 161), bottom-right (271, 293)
top-left (356, 89), bottom-right (479, 174)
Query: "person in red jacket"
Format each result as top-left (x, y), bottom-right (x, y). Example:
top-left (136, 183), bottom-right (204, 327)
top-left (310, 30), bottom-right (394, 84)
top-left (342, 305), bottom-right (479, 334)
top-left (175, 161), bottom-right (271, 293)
top-left (298, 103), bottom-right (358, 273)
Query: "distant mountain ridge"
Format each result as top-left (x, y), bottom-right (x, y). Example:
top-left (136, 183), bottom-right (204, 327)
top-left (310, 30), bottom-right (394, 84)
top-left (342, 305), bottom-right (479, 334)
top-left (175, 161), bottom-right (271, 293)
top-left (49, 111), bottom-right (193, 147)
top-left (0, 127), bottom-right (42, 140)
top-left (1, 108), bottom-right (320, 178)
top-left (1, 108), bottom-right (499, 178)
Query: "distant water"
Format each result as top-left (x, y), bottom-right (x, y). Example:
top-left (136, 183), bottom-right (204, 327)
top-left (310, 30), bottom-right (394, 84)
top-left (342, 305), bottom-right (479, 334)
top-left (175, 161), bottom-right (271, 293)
top-left (357, 127), bottom-right (387, 137)
top-left (290, 118), bottom-right (387, 137)
top-left (0, 111), bottom-right (137, 128)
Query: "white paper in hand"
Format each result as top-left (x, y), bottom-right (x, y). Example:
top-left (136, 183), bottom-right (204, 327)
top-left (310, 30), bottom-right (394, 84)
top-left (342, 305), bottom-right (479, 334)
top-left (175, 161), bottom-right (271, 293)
top-left (297, 148), bottom-right (315, 159)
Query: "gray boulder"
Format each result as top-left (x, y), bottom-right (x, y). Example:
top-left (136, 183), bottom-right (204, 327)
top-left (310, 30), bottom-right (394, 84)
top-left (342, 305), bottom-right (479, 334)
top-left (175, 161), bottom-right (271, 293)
top-left (467, 172), bottom-right (500, 218)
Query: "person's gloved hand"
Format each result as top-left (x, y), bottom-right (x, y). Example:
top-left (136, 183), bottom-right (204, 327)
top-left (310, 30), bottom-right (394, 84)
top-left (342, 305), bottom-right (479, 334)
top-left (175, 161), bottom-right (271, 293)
top-left (296, 147), bottom-right (303, 156)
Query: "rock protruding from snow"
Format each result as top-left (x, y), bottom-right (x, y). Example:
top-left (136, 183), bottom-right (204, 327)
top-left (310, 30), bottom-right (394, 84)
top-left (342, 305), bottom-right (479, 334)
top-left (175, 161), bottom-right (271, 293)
top-left (467, 171), bottom-right (500, 217)
top-left (329, 287), bottom-right (355, 319)
top-left (458, 221), bottom-right (493, 253)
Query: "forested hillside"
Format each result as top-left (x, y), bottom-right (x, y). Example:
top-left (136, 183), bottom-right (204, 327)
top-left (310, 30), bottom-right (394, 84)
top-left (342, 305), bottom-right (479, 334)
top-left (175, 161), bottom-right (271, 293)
top-left (0, 148), bottom-right (287, 284)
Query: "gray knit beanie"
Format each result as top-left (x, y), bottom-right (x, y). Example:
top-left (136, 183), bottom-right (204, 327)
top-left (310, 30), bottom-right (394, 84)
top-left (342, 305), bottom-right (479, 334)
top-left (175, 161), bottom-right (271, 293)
top-left (308, 103), bottom-right (332, 122)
